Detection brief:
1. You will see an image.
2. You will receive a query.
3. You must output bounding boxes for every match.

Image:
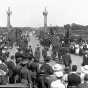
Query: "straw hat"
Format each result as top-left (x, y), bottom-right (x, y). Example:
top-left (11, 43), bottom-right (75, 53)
top-left (53, 64), bottom-right (63, 71)
top-left (81, 65), bottom-right (88, 73)
top-left (53, 64), bottom-right (63, 77)
top-left (54, 71), bottom-right (63, 77)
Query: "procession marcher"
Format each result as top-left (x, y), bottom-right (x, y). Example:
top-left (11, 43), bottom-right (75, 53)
top-left (34, 44), bottom-right (41, 62)
top-left (6, 55), bottom-right (16, 83)
top-left (42, 46), bottom-right (48, 61)
top-left (51, 64), bottom-right (65, 88)
top-left (15, 48), bottom-right (23, 63)
top-left (26, 45), bottom-right (34, 61)
top-left (20, 60), bottom-right (32, 85)
top-left (67, 65), bottom-right (81, 88)
top-left (0, 59), bottom-right (9, 85)
top-left (75, 43), bottom-right (80, 55)
top-left (62, 67), bottom-right (70, 85)
top-left (38, 56), bottom-right (53, 88)
top-left (79, 44), bottom-right (84, 56)
top-left (70, 42), bottom-right (75, 54)
top-left (78, 74), bottom-right (88, 88)
top-left (82, 51), bottom-right (88, 66)
top-left (28, 45), bottom-right (33, 56)
top-left (15, 55), bottom-right (23, 83)
top-left (29, 58), bottom-right (39, 88)
top-left (62, 49), bottom-right (72, 69)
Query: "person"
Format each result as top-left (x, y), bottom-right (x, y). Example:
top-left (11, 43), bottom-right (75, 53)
top-left (28, 45), bottom-right (33, 56)
top-left (20, 60), bottom-right (32, 85)
top-left (38, 56), bottom-right (53, 88)
top-left (67, 65), bottom-right (81, 88)
top-left (63, 67), bottom-right (70, 86)
top-left (78, 74), bottom-right (88, 88)
top-left (29, 58), bottom-right (39, 88)
top-left (62, 49), bottom-right (72, 69)
top-left (34, 44), bottom-right (41, 62)
top-left (82, 51), bottom-right (88, 66)
top-left (51, 64), bottom-right (65, 88)
top-left (42, 47), bottom-right (48, 61)
top-left (0, 59), bottom-right (9, 85)
top-left (15, 48), bottom-right (23, 63)
top-left (6, 55), bottom-right (16, 83)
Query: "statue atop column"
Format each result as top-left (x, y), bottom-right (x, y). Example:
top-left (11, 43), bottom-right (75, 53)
top-left (43, 7), bottom-right (48, 32)
top-left (7, 7), bottom-right (12, 28)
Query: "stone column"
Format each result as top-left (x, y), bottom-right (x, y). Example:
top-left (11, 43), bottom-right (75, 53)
top-left (43, 8), bottom-right (48, 32)
top-left (7, 7), bottom-right (12, 28)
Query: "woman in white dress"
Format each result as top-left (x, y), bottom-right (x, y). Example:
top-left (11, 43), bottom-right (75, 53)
top-left (75, 44), bottom-right (80, 55)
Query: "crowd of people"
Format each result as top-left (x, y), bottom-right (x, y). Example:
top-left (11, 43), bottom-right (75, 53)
top-left (0, 35), bottom-right (88, 88)
top-left (69, 40), bottom-right (88, 55)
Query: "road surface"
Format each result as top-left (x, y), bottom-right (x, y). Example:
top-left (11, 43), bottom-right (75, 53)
top-left (70, 54), bottom-right (83, 72)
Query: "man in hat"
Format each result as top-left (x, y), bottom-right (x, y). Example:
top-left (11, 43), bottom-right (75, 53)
top-left (34, 44), bottom-right (41, 62)
top-left (51, 64), bottom-right (65, 88)
top-left (29, 58), bottom-right (39, 88)
top-left (62, 49), bottom-right (72, 69)
top-left (82, 51), bottom-right (88, 66)
top-left (20, 60), bottom-right (32, 85)
top-left (28, 45), bottom-right (33, 56)
top-left (15, 53), bottom-right (23, 83)
top-left (40, 56), bottom-right (53, 75)
top-left (15, 48), bottom-right (23, 63)
top-left (42, 46), bottom-right (48, 61)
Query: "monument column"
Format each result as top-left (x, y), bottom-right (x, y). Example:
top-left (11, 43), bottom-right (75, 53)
top-left (43, 8), bottom-right (48, 32)
top-left (7, 7), bottom-right (12, 28)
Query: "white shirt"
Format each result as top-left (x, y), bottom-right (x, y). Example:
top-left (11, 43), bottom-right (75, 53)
top-left (63, 74), bottom-right (68, 82)
top-left (51, 79), bottom-right (65, 88)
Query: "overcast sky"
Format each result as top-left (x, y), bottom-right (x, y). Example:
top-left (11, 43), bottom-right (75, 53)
top-left (0, 0), bottom-right (88, 27)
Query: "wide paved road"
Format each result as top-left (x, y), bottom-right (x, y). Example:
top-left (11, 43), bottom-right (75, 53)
top-left (70, 54), bottom-right (83, 72)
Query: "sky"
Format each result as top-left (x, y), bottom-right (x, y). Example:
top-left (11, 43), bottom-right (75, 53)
top-left (0, 0), bottom-right (88, 27)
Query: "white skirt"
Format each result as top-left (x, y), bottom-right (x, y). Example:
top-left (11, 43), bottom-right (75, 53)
top-left (75, 48), bottom-right (79, 54)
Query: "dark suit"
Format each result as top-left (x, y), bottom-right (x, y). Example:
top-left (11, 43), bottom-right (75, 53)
top-left (38, 63), bottom-right (53, 88)
top-left (82, 54), bottom-right (88, 66)
top-left (20, 66), bottom-right (31, 84)
top-left (34, 48), bottom-right (40, 62)
top-left (67, 72), bottom-right (81, 88)
top-left (42, 48), bottom-right (47, 60)
top-left (29, 61), bottom-right (39, 86)
top-left (63, 54), bottom-right (72, 67)
top-left (6, 61), bottom-right (16, 83)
